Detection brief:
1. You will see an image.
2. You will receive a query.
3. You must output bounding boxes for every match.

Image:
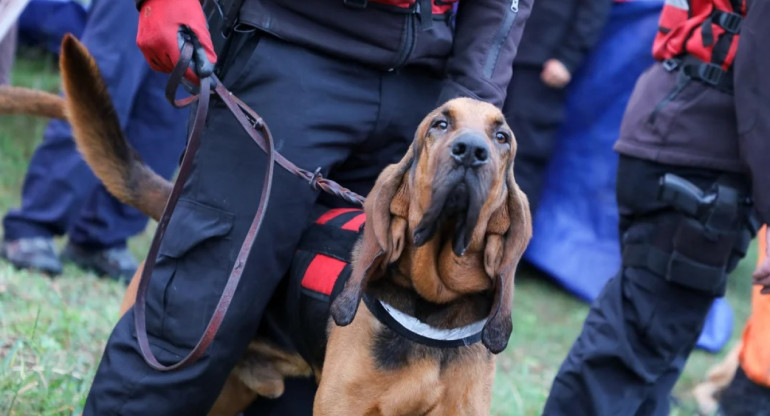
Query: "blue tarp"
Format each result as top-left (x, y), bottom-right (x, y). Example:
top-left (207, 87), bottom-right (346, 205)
top-left (525, 0), bottom-right (732, 352)
top-left (18, 0), bottom-right (87, 55)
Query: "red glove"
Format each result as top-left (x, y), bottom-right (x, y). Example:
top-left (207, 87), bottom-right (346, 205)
top-left (136, 0), bottom-right (217, 82)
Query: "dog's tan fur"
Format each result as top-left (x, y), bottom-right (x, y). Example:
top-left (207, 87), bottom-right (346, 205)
top-left (4, 34), bottom-right (532, 415)
top-left (692, 342), bottom-right (741, 415)
top-left (0, 85), bottom-right (66, 120)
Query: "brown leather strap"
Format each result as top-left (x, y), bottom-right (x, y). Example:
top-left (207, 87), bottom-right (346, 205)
top-left (134, 39), bottom-right (364, 371)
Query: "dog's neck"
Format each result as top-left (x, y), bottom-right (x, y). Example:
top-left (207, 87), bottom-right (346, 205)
top-left (370, 266), bottom-right (492, 330)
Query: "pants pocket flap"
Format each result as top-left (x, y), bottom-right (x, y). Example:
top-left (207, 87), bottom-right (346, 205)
top-left (158, 199), bottom-right (234, 259)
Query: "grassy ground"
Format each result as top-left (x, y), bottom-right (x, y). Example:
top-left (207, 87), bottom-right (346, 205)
top-left (0, 50), bottom-right (757, 416)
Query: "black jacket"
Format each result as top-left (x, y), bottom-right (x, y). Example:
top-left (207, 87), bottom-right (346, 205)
top-left (514, 0), bottom-right (612, 73)
top-left (236, 0), bottom-right (532, 107)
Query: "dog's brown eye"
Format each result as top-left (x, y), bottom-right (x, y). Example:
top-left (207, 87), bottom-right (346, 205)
top-left (432, 120), bottom-right (448, 130)
top-left (495, 132), bottom-right (510, 144)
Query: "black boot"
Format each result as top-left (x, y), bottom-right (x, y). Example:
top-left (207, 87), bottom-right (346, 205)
top-left (0, 237), bottom-right (63, 275)
top-left (61, 242), bottom-right (137, 284)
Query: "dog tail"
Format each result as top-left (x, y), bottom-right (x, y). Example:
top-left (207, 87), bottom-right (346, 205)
top-left (0, 86), bottom-right (66, 119)
top-left (59, 34), bottom-right (171, 221)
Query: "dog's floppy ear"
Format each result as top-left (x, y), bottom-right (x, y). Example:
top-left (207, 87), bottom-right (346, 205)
top-left (481, 166), bottom-right (532, 353)
top-left (330, 147), bottom-right (414, 326)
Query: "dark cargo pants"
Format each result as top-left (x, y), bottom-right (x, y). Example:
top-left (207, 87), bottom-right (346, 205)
top-left (84, 29), bottom-right (443, 415)
top-left (543, 155), bottom-right (753, 416)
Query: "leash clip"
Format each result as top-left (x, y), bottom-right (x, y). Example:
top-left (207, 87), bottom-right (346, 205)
top-left (309, 167), bottom-right (324, 190)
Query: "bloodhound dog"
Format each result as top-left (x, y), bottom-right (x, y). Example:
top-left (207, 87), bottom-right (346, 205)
top-left (3, 35), bottom-right (532, 415)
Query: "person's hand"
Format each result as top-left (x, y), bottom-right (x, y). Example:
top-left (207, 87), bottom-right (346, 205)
top-left (136, 0), bottom-right (217, 83)
top-left (754, 229), bottom-right (770, 295)
top-left (540, 59), bottom-right (572, 89)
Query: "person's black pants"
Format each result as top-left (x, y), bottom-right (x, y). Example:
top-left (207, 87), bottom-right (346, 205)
top-left (503, 66), bottom-right (567, 215)
top-left (543, 155), bottom-right (753, 416)
top-left (84, 30), bottom-right (443, 415)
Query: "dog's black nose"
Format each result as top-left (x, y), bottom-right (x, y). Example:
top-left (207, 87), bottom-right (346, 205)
top-left (450, 134), bottom-right (489, 168)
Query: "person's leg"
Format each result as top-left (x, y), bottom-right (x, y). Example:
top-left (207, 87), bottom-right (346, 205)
top-left (322, 65), bottom-right (443, 200)
top-left (1, 0), bottom-right (146, 273)
top-left (63, 68), bottom-right (188, 281)
top-left (245, 63), bottom-right (444, 416)
top-left (84, 32), bottom-right (392, 415)
top-left (543, 155), bottom-right (753, 416)
top-left (502, 66), bottom-right (567, 214)
top-left (0, 23), bottom-right (17, 86)
top-left (66, 0), bottom-right (187, 250)
top-left (1, 117), bottom-right (99, 273)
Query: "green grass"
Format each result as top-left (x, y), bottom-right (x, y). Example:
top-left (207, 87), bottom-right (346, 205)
top-left (0, 50), bottom-right (757, 416)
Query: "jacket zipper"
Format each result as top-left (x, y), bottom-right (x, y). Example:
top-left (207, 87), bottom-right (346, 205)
top-left (483, 0), bottom-right (519, 79)
top-left (649, 70), bottom-right (691, 124)
top-left (388, 10), bottom-right (417, 71)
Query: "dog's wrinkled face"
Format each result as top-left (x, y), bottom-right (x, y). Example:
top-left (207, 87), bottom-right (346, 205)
top-left (332, 97), bottom-right (531, 353)
top-left (411, 98), bottom-right (515, 257)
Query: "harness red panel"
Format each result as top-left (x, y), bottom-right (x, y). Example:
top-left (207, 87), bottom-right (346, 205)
top-left (316, 208), bottom-right (361, 225)
top-left (301, 254), bottom-right (347, 296)
top-left (301, 208), bottom-right (365, 296)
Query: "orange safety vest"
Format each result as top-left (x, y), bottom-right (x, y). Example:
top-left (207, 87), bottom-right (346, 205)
top-left (653, 0), bottom-right (745, 70)
top-left (739, 226), bottom-right (770, 387)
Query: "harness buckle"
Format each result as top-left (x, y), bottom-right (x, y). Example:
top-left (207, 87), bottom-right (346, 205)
top-left (715, 10), bottom-right (742, 34)
top-left (662, 58), bottom-right (681, 72)
top-left (343, 0), bottom-right (368, 8)
top-left (695, 62), bottom-right (726, 87)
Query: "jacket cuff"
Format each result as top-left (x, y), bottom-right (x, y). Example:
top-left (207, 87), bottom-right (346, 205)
top-left (436, 80), bottom-right (485, 107)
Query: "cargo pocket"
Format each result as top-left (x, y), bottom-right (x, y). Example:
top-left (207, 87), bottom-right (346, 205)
top-left (144, 198), bottom-right (235, 353)
top-left (621, 269), bottom-right (711, 382)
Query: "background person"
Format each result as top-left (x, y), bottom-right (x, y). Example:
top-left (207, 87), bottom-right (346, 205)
top-left (503, 0), bottom-right (612, 213)
top-left (543, 0), bottom-right (770, 414)
top-left (0, 0), bottom-right (187, 281)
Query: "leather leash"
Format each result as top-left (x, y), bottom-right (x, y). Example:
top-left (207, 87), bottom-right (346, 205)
top-left (134, 40), bottom-right (365, 371)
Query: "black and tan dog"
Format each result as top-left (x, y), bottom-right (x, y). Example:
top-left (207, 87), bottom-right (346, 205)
top-left (3, 35), bottom-right (532, 415)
